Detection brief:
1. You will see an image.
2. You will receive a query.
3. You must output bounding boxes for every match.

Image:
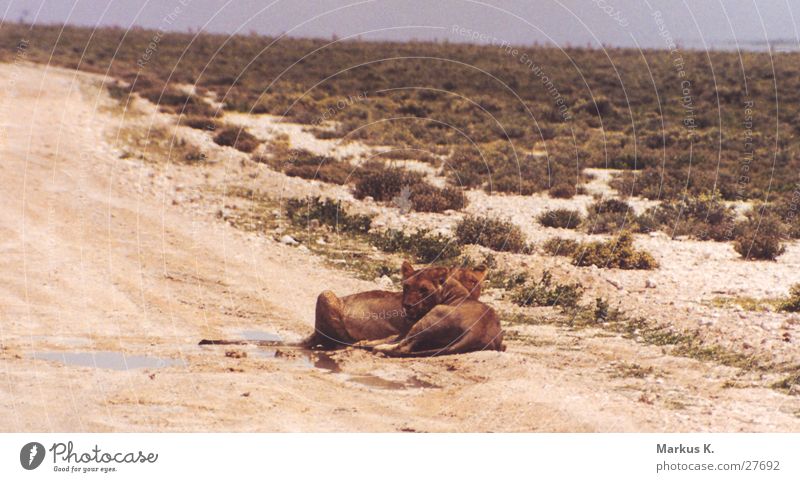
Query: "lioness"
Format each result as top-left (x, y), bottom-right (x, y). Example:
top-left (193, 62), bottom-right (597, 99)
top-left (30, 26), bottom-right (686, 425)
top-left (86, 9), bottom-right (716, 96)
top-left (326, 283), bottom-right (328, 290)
top-left (303, 264), bottom-right (486, 349)
top-left (372, 261), bottom-right (503, 357)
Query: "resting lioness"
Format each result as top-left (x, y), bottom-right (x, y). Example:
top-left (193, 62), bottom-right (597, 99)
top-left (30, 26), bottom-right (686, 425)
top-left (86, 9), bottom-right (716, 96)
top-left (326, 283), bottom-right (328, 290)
top-left (372, 261), bottom-right (503, 357)
top-left (303, 264), bottom-right (486, 349)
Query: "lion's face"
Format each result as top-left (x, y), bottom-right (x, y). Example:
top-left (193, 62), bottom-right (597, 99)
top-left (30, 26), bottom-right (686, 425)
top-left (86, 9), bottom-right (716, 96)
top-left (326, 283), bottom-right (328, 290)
top-left (400, 261), bottom-right (487, 321)
top-left (452, 266), bottom-right (487, 300)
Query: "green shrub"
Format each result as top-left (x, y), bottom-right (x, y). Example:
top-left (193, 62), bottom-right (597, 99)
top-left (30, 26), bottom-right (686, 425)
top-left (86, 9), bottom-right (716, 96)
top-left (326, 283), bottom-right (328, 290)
top-left (732, 211), bottom-right (788, 260)
top-left (511, 270), bottom-right (584, 310)
top-left (285, 197), bottom-right (372, 233)
top-left (574, 231), bottom-right (659, 270)
top-left (542, 237), bottom-right (581, 257)
top-left (779, 284), bottom-right (800, 312)
top-left (370, 229), bottom-right (461, 263)
top-left (213, 126), bottom-right (260, 153)
top-left (538, 208), bottom-right (583, 229)
top-left (455, 215), bottom-right (527, 253)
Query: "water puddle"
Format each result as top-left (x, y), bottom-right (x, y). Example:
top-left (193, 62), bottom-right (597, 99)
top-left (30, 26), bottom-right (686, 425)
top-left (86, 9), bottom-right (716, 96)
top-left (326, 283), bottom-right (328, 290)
top-left (294, 350), bottom-right (436, 390)
top-left (31, 351), bottom-right (185, 370)
top-left (233, 334), bottom-right (439, 391)
top-left (239, 330), bottom-right (282, 343)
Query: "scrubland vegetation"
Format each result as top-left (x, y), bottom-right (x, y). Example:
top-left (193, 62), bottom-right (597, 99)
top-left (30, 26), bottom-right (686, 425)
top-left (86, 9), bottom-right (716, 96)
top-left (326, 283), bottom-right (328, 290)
top-left (3, 23), bottom-right (799, 236)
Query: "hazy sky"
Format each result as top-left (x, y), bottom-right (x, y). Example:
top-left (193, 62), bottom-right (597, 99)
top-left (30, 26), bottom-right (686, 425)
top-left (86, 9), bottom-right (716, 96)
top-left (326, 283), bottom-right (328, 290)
top-left (2, 0), bottom-right (800, 51)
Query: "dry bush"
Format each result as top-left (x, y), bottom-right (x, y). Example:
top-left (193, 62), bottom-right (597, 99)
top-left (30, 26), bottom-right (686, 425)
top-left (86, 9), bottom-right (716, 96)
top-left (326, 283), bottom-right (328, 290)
top-left (455, 215), bottom-right (527, 253)
top-left (181, 116), bottom-right (218, 131)
top-left (511, 270), bottom-right (584, 310)
top-left (538, 208), bottom-right (583, 229)
top-left (573, 231), bottom-right (658, 270)
top-left (213, 126), bottom-right (260, 153)
top-left (542, 237), bottom-right (581, 257)
top-left (645, 193), bottom-right (736, 241)
top-left (732, 211), bottom-right (788, 261)
top-left (548, 183), bottom-right (576, 199)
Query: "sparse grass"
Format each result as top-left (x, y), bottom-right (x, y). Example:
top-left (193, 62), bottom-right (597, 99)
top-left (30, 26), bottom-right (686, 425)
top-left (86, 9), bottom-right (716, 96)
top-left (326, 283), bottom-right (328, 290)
top-left (607, 316), bottom-right (762, 371)
top-left (707, 296), bottom-right (782, 312)
top-left (770, 371), bottom-right (800, 393)
top-left (511, 270), bottom-right (585, 310)
top-left (487, 270), bottom-right (528, 290)
top-left (370, 229), bottom-right (461, 263)
top-left (284, 196), bottom-right (372, 233)
top-left (609, 362), bottom-right (657, 379)
top-left (115, 125), bottom-right (205, 165)
top-left (779, 284), bottom-right (800, 313)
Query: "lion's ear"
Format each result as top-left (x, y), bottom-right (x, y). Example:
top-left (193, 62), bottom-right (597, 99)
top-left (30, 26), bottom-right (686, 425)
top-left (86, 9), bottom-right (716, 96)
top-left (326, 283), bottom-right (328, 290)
top-left (401, 260), bottom-right (415, 280)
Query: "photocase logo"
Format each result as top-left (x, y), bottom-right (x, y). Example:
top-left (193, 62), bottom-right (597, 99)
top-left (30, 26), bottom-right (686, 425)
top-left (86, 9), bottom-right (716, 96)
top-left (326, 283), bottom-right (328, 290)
top-left (392, 186), bottom-right (413, 214)
top-left (20, 442), bottom-right (45, 470)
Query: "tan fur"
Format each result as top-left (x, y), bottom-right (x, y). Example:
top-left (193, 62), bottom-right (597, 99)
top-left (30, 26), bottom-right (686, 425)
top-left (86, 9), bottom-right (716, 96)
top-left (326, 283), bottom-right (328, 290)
top-left (303, 263), bottom-right (487, 349)
top-left (373, 261), bottom-right (503, 357)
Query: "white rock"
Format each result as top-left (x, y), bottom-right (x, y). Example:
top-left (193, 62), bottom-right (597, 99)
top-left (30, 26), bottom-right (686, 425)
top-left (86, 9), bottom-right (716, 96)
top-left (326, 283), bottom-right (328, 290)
top-left (280, 235), bottom-right (298, 245)
top-left (316, 238), bottom-right (327, 245)
top-left (645, 278), bottom-right (657, 289)
top-left (298, 245), bottom-right (309, 252)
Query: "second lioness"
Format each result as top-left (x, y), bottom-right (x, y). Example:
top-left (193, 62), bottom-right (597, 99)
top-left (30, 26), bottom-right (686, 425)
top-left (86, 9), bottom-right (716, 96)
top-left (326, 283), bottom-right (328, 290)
top-left (372, 261), bottom-right (503, 357)
top-left (303, 265), bottom-right (486, 349)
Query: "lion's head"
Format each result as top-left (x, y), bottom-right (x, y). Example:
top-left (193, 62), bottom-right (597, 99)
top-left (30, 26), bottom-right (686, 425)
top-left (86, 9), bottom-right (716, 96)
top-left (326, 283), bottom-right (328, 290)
top-left (400, 261), bottom-right (487, 321)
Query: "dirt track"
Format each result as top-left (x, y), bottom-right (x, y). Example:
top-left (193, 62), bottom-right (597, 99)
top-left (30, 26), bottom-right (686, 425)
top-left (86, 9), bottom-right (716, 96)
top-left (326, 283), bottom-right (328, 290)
top-left (1, 62), bottom-right (798, 432)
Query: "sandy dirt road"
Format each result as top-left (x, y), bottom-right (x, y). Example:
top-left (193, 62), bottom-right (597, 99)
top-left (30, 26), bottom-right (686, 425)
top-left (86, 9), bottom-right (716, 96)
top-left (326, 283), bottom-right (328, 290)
top-left (0, 62), bottom-right (798, 432)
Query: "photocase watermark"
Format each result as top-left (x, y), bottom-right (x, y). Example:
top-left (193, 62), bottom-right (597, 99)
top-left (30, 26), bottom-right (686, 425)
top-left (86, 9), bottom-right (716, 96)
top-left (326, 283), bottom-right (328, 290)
top-left (451, 25), bottom-right (573, 122)
top-left (20, 442), bottom-right (45, 470)
top-left (137, 0), bottom-right (193, 70)
top-left (734, 99), bottom-right (755, 201)
top-left (650, 9), bottom-right (697, 135)
top-left (592, 0), bottom-right (630, 28)
top-left (18, 440), bottom-right (160, 474)
top-left (312, 90), bottom-right (368, 126)
top-left (0, 38), bottom-right (29, 143)
top-left (783, 177), bottom-right (800, 226)
top-left (346, 306), bottom-right (406, 321)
